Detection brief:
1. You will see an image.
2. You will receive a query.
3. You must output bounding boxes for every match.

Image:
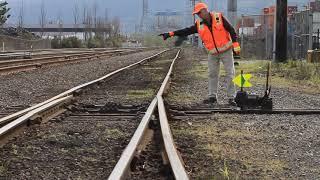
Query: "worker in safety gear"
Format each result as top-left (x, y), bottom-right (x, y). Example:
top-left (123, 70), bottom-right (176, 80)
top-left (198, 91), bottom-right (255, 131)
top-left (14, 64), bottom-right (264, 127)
top-left (159, 2), bottom-right (240, 105)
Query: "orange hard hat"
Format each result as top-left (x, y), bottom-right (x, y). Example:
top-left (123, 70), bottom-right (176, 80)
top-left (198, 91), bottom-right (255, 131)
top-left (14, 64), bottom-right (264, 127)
top-left (192, 2), bottom-right (208, 15)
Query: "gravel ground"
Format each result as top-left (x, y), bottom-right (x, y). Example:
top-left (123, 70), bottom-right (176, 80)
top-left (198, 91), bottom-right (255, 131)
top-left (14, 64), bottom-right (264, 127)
top-left (0, 49), bottom-right (178, 179)
top-left (171, 114), bottom-right (320, 179)
top-left (168, 47), bottom-right (320, 179)
top-left (77, 50), bottom-right (178, 106)
top-left (0, 114), bottom-right (140, 179)
top-left (0, 49), bottom-right (163, 109)
top-left (168, 48), bottom-right (320, 108)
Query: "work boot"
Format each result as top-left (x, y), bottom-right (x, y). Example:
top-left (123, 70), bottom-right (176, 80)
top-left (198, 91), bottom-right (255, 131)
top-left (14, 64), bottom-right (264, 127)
top-left (203, 97), bottom-right (217, 104)
top-left (228, 98), bottom-right (237, 106)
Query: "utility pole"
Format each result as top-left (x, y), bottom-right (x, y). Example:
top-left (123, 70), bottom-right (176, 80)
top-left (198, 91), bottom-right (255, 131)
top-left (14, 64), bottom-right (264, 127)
top-left (308, 8), bottom-right (313, 50)
top-left (191, 0), bottom-right (196, 45)
top-left (140, 0), bottom-right (148, 32)
top-left (265, 14), bottom-right (268, 59)
top-left (273, 4), bottom-right (277, 61)
top-left (241, 14), bottom-right (244, 53)
top-left (227, 0), bottom-right (237, 27)
top-left (275, 0), bottom-right (287, 62)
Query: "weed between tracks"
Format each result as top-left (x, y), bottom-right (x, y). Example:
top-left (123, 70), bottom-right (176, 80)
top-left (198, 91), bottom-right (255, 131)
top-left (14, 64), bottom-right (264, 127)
top-left (0, 163), bottom-right (7, 174)
top-left (172, 115), bottom-right (288, 179)
top-left (189, 63), bottom-right (208, 80)
top-left (126, 89), bottom-right (154, 99)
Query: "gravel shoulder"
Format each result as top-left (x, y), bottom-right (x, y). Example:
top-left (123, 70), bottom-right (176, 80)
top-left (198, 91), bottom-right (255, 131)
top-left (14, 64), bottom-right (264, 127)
top-left (168, 47), bottom-right (320, 179)
top-left (0, 49), bottom-right (163, 109)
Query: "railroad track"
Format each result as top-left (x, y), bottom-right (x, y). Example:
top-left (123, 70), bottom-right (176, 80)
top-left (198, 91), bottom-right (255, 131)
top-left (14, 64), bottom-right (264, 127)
top-left (169, 106), bottom-right (320, 115)
top-left (0, 49), bottom-right (189, 179)
top-left (0, 48), bottom-right (143, 74)
top-left (0, 49), bottom-right (103, 60)
top-left (0, 47), bottom-right (151, 60)
top-left (1, 48), bottom-right (318, 179)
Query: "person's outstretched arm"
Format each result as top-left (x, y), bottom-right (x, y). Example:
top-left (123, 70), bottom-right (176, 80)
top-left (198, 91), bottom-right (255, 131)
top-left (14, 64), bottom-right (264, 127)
top-left (159, 24), bottom-right (197, 40)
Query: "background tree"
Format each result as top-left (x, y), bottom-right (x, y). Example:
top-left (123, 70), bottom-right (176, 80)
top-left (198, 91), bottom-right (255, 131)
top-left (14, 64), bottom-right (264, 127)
top-left (17, 0), bottom-right (24, 29)
top-left (39, 0), bottom-right (47, 37)
top-left (0, 1), bottom-right (11, 26)
top-left (73, 0), bottom-right (79, 35)
top-left (82, 5), bottom-right (88, 40)
top-left (57, 11), bottom-right (63, 39)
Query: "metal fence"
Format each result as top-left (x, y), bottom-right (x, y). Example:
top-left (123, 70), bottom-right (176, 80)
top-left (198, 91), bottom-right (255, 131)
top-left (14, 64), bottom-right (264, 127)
top-left (239, 11), bottom-right (320, 60)
top-left (238, 14), bottom-right (275, 60)
top-left (0, 34), bottom-right (51, 51)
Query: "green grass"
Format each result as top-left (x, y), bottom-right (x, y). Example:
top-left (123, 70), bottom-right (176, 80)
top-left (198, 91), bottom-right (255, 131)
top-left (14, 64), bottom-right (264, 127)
top-left (167, 91), bottom-right (197, 103)
top-left (189, 63), bottom-right (208, 80)
top-left (220, 160), bottom-right (231, 180)
top-left (235, 61), bottom-right (268, 74)
top-left (0, 163), bottom-right (7, 174)
top-left (99, 128), bottom-right (127, 142)
top-left (234, 60), bottom-right (320, 93)
top-left (175, 119), bottom-right (288, 178)
top-left (126, 89), bottom-right (154, 99)
top-left (104, 129), bottom-right (125, 138)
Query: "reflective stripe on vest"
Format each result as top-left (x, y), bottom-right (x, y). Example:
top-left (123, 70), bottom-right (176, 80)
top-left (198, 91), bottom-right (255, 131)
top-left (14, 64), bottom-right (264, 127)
top-left (196, 12), bottom-right (233, 55)
top-left (208, 41), bottom-right (233, 54)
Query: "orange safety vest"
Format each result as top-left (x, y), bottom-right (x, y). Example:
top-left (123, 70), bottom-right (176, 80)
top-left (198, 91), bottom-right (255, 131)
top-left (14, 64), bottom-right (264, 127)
top-left (196, 12), bottom-right (233, 55)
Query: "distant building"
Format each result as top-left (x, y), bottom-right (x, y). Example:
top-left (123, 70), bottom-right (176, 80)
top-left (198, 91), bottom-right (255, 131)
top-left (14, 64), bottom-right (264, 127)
top-left (262, 5), bottom-right (298, 30)
top-left (236, 17), bottom-right (257, 36)
top-left (310, 0), bottom-right (320, 12)
top-left (154, 11), bottom-right (184, 32)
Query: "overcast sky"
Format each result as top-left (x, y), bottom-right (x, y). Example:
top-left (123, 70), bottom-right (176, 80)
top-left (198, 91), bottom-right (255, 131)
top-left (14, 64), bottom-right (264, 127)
top-left (5, 0), bottom-right (311, 32)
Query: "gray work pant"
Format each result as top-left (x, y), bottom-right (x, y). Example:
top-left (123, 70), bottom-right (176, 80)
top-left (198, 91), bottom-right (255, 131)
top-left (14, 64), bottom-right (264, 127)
top-left (208, 48), bottom-right (236, 99)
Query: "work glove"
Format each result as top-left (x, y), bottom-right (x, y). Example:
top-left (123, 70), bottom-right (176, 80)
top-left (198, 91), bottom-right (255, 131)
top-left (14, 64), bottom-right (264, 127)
top-left (159, 32), bottom-right (174, 40)
top-left (233, 42), bottom-right (241, 55)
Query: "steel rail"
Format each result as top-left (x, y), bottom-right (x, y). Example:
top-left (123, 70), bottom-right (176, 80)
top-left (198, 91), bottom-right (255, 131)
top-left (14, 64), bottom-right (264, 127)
top-left (0, 50), bottom-right (107, 60)
top-left (0, 50), bottom-right (135, 74)
top-left (109, 49), bottom-right (189, 180)
top-left (0, 50), bottom-right (168, 127)
top-left (156, 50), bottom-right (189, 180)
top-left (108, 98), bottom-right (158, 180)
top-left (0, 95), bottom-right (72, 137)
top-left (177, 108), bottom-right (320, 115)
top-left (0, 49), bottom-right (134, 70)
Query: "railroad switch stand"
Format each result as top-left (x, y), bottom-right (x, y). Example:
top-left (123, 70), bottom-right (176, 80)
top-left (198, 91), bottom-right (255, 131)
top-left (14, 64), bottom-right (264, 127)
top-left (235, 63), bottom-right (273, 110)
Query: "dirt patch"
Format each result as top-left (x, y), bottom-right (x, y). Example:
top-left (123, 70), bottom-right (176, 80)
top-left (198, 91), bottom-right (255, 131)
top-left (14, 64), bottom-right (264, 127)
top-left (0, 114), bottom-right (139, 179)
top-left (171, 114), bottom-right (320, 179)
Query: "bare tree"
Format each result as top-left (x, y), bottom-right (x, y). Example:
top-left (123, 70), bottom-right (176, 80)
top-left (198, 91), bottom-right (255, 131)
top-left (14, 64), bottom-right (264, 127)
top-left (82, 5), bottom-right (87, 24)
top-left (96, 17), bottom-right (105, 47)
top-left (82, 5), bottom-right (88, 40)
top-left (73, 0), bottom-right (79, 35)
top-left (92, 1), bottom-right (98, 34)
top-left (103, 8), bottom-right (109, 39)
top-left (39, 0), bottom-right (47, 37)
top-left (17, 0), bottom-right (24, 29)
top-left (111, 17), bottom-right (120, 36)
top-left (85, 8), bottom-right (93, 39)
top-left (57, 11), bottom-right (63, 39)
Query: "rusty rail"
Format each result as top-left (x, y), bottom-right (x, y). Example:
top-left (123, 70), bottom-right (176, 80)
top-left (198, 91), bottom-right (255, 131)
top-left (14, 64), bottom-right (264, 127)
top-left (108, 49), bottom-right (189, 180)
top-left (0, 49), bottom-right (168, 132)
top-left (0, 49), bottom-right (138, 74)
top-left (0, 95), bottom-right (72, 137)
